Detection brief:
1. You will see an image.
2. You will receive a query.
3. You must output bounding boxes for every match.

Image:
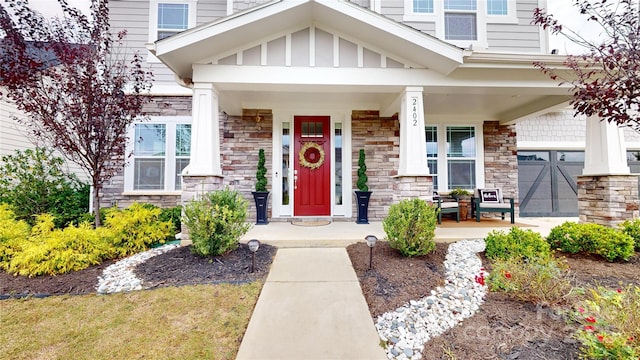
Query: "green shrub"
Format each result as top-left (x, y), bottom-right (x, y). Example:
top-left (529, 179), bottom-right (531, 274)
top-left (547, 222), bottom-right (635, 262)
top-left (3, 214), bottom-right (114, 277)
top-left (382, 198), bottom-right (437, 257)
top-left (0, 148), bottom-right (89, 228)
top-left (183, 188), bottom-right (252, 257)
top-left (487, 256), bottom-right (573, 306)
top-left (140, 203), bottom-right (182, 241)
top-left (0, 204), bottom-right (31, 264)
top-left (484, 227), bottom-right (551, 261)
top-left (573, 285), bottom-right (640, 359)
top-left (619, 219), bottom-right (640, 251)
top-left (104, 203), bottom-right (173, 257)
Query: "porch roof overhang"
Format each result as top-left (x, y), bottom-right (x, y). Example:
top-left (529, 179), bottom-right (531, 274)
top-left (148, 0), bottom-right (464, 78)
top-left (148, 1), bottom-right (575, 125)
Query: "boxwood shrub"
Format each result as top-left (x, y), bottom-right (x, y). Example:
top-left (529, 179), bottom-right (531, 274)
top-left (619, 219), bottom-right (640, 252)
top-left (484, 227), bottom-right (551, 261)
top-left (547, 221), bottom-right (634, 262)
top-left (382, 198), bottom-right (437, 257)
top-left (182, 188), bottom-right (251, 257)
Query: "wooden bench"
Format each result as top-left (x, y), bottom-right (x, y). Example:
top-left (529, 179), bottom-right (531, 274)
top-left (471, 188), bottom-right (515, 224)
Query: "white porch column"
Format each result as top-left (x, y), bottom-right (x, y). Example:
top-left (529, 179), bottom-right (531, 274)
top-left (185, 83), bottom-right (222, 176)
top-left (582, 116), bottom-right (630, 175)
top-left (398, 87), bottom-right (429, 176)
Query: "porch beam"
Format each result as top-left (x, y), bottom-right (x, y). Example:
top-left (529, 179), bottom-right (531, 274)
top-left (497, 96), bottom-right (572, 125)
top-left (398, 87), bottom-right (429, 176)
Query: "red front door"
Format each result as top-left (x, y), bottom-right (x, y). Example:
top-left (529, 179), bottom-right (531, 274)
top-left (293, 116), bottom-right (331, 216)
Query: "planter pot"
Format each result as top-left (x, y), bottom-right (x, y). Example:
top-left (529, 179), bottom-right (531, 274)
top-left (354, 190), bottom-right (372, 224)
top-left (252, 191), bottom-right (270, 225)
top-left (455, 196), bottom-right (471, 220)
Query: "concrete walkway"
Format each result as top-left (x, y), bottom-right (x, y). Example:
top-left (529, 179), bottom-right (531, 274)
top-left (236, 217), bottom-right (576, 359)
top-left (236, 247), bottom-right (387, 360)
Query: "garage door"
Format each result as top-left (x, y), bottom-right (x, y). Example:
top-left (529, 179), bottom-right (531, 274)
top-left (517, 151), bottom-right (584, 217)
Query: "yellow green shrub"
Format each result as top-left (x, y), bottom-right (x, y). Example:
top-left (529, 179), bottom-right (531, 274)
top-left (104, 202), bottom-right (173, 257)
top-left (0, 204), bottom-right (31, 265)
top-left (5, 219), bottom-right (114, 277)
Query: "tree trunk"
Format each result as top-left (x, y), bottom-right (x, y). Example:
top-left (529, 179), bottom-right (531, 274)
top-left (93, 180), bottom-right (101, 227)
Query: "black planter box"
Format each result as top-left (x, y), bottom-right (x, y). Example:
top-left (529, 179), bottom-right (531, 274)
top-left (252, 191), bottom-right (269, 225)
top-left (354, 190), bottom-right (372, 224)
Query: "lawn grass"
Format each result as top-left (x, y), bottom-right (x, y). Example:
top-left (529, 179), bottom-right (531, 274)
top-left (0, 282), bottom-right (262, 359)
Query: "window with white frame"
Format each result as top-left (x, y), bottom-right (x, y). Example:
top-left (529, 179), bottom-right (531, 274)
top-left (126, 117), bottom-right (191, 192)
top-left (426, 125), bottom-right (480, 191)
top-left (404, 0), bottom-right (517, 48)
top-left (413, 0), bottom-right (434, 13)
top-left (148, 1), bottom-right (196, 42)
top-left (444, 0), bottom-right (477, 41)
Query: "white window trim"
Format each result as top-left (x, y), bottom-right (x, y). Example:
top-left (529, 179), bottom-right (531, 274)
top-left (147, 0), bottom-right (197, 63)
top-left (404, 0), bottom-right (517, 50)
top-left (124, 116), bottom-right (192, 193)
top-left (427, 122), bottom-right (485, 191)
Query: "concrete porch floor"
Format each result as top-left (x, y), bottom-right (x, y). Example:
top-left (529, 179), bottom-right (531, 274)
top-left (240, 217), bottom-right (578, 247)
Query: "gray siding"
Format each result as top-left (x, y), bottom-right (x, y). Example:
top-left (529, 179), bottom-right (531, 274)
top-left (486, 0), bottom-right (542, 53)
top-left (380, 0), bottom-right (404, 23)
top-left (349, 0), bottom-right (371, 9)
top-left (233, 0), bottom-right (269, 12)
top-left (109, 1), bottom-right (227, 88)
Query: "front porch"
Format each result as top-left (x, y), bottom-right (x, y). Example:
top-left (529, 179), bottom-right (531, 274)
top-left (238, 216), bottom-right (575, 248)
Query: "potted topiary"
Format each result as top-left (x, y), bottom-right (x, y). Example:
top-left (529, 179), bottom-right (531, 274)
top-left (252, 149), bottom-right (269, 225)
top-left (449, 188), bottom-right (472, 220)
top-left (355, 149), bottom-right (372, 224)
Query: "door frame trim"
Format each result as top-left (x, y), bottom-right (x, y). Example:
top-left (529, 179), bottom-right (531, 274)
top-left (271, 108), bottom-right (352, 219)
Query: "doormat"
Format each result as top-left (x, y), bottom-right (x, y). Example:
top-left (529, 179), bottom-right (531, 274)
top-left (291, 221), bottom-right (331, 227)
top-left (437, 218), bottom-right (535, 228)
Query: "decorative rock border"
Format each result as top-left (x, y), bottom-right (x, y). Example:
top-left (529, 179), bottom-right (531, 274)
top-left (96, 244), bottom-right (180, 294)
top-left (375, 239), bottom-right (488, 359)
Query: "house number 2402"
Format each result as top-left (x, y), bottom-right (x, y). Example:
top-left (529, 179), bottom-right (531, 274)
top-left (411, 97), bottom-right (418, 126)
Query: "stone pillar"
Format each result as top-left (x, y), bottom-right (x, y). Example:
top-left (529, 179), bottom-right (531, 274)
top-left (398, 87), bottom-right (429, 176)
top-left (579, 116), bottom-right (638, 225)
top-left (577, 175), bottom-right (639, 226)
top-left (185, 83), bottom-right (222, 176)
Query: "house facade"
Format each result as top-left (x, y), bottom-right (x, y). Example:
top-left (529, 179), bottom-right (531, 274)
top-left (97, 0), bottom-right (638, 224)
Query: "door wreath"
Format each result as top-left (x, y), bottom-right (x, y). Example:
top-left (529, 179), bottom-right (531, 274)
top-left (299, 142), bottom-right (325, 170)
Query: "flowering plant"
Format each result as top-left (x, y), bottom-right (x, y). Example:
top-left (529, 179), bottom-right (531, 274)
top-left (573, 285), bottom-right (639, 359)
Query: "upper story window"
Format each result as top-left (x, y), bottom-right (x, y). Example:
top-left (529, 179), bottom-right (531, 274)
top-left (157, 3), bottom-right (189, 40)
top-left (413, 0), bottom-right (434, 13)
top-left (487, 0), bottom-right (508, 15)
top-left (404, 0), bottom-right (517, 49)
top-left (149, 1), bottom-right (197, 43)
top-left (444, 0), bottom-right (477, 41)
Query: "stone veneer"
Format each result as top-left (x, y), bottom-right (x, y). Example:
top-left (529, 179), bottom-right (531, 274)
top-left (482, 121), bottom-right (519, 217)
top-left (351, 111), bottom-right (433, 221)
top-left (578, 175), bottom-right (639, 226)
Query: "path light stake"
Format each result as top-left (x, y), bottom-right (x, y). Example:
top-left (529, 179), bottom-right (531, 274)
top-left (248, 239), bottom-right (260, 273)
top-left (365, 235), bottom-right (378, 270)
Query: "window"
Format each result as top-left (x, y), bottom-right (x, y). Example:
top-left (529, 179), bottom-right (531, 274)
top-left (149, 1), bottom-right (196, 42)
top-left (425, 126), bottom-right (438, 189)
top-left (444, 0), bottom-right (477, 41)
top-left (404, 0), bottom-right (517, 49)
top-left (446, 126), bottom-right (476, 189)
top-left (487, 0), bottom-right (508, 15)
top-left (413, 0), bottom-right (433, 13)
top-left (126, 117), bottom-right (191, 192)
top-left (335, 123), bottom-right (343, 205)
top-left (157, 3), bottom-right (188, 40)
top-left (282, 122), bottom-right (290, 205)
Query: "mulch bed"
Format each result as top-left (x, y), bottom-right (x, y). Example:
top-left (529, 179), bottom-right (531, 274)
top-left (346, 241), bottom-right (640, 360)
top-left (0, 243), bottom-right (277, 298)
top-left (3, 238), bottom-right (639, 359)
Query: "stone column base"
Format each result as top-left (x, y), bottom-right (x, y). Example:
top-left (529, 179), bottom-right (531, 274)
top-left (179, 175), bottom-right (225, 245)
top-left (392, 175), bottom-right (433, 202)
top-left (577, 175), bottom-right (639, 226)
